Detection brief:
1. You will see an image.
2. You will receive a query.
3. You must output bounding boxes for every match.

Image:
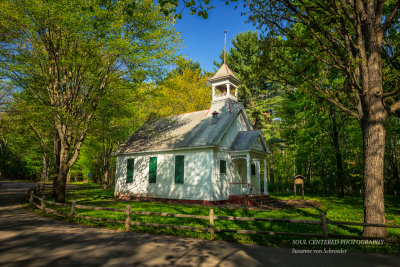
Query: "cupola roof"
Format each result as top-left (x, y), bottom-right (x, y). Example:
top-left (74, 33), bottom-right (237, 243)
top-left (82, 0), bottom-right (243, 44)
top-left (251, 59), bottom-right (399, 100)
top-left (208, 63), bottom-right (240, 85)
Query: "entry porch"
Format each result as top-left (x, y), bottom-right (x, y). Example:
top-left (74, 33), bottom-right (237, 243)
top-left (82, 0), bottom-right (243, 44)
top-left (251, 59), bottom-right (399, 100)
top-left (228, 151), bottom-right (269, 198)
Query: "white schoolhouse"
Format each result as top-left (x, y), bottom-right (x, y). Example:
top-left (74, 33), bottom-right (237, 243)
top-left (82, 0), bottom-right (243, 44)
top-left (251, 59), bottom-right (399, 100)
top-left (113, 63), bottom-right (269, 204)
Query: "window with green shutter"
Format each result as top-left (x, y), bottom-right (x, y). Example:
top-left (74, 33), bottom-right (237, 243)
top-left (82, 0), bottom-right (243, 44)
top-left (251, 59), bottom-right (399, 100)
top-left (149, 157), bottom-right (157, 183)
top-left (175, 155), bottom-right (184, 184)
top-left (126, 158), bottom-right (134, 183)
top-left (251, 164), bottom-right (256, 175)
top-left (220, 160), bottom-right (227, 174)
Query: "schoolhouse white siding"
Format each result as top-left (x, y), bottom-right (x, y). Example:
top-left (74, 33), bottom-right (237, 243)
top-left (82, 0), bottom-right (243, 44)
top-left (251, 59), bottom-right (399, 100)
top-left (115, 149), bottom-right (215, 201)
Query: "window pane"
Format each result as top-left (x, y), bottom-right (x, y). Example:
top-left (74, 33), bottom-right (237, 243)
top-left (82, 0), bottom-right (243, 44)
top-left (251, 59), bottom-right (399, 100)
top-left (175, 155), bottom-right (184, 183)
top-left (126, 158), bottom-right (134, 183)
top-left (149, 157), bottom-right (157, 183)
top-left (220, 160), bottom-right (226, 174)
top-left (251, 164), bottom-right (256, 175)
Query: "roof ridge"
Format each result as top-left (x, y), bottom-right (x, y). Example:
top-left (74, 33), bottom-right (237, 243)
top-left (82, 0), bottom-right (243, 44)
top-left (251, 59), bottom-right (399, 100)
top-left (224, 63), bottom-right (230, 75)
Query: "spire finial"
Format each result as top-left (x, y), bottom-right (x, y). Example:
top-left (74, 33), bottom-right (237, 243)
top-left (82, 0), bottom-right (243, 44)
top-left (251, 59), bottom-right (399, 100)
top-left (224, 30), bottom-right (227, 64)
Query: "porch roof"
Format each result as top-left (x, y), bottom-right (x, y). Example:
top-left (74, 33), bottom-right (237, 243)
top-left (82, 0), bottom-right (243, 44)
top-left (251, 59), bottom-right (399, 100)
top-left (229, 130), bottom-right (268, 154)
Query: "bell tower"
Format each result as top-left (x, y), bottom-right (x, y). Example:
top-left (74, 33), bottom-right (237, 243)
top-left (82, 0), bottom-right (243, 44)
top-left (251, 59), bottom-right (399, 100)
top-left (208, 30), bottom-right (240, 105)
top-left (209, 64), bottom-right (240, 103)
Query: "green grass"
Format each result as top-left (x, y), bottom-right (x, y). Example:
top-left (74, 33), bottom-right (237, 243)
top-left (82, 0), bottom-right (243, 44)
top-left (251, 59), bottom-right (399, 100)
top-left (35, 187), bottom-right (400, 254)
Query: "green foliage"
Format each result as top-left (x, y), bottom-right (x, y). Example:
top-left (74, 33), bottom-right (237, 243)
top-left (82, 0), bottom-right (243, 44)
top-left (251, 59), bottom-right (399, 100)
top-left (143, 59), bottom-right (211, 118)
top-left (272, 89), bottom-right (364, 193)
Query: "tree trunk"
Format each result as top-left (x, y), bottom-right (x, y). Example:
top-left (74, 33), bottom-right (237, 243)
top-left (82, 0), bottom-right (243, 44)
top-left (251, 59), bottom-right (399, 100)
top-left (42, 152), bottom-right (47, 182)
top-left (342, 118), bottom-right (352, 192)
top-left (53, 163), bottom-right (68, 203)
top-left (103, 152), bottom-right (111, 190)
top-left (318, 140), bottom-right (329, 194)
top-left (330, 108), bottom-right (344, 198)
top-left (66, 169), bottom-right (71, 183)
top-left (307, 154), bottom-right (311, 183)
top-left (360, 22), bottom-right (387, 237)
top-left (52, 129), bottom-right (61, 198)
top-left (361, 106), bottom-right (387, 237)
top-left (53, 138), bottom-right (70, 203)
top-left (268, 144), bottom-right (274, 185)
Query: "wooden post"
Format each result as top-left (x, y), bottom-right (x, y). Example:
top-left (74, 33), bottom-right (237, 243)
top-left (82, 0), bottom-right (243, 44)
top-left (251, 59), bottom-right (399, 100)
top-left (294, 184), bottom-right (297, 200)
top-left (29, 190), bottom-right (33, 208)
top-left (125, 205), bottom-right (131, 231)
top-left (302, 183), bottom-right (304, 200)
top-left (40, 195), bottom-right (46, 213)
top-left (209, 208), bottom-right (215, 240)
top-left (321, 213), bottom-right (328, 239)
top-left (71, 200), bottom-right (76, 217)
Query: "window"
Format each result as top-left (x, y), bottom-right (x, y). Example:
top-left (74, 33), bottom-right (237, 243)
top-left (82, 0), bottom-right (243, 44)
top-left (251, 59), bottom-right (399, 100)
top-left (175, 155), bottom-right (184, 184)
top-left (126, 158), bottom-right (134, 183)
top-left (251, 164), bottom-right (256, 175)
top-left (149, 157), bottom-right (157, 183)
top-left (220, 160), bottom-right (227, 174)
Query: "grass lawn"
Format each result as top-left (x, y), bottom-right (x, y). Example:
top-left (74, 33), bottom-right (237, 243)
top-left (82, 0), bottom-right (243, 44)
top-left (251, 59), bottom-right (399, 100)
top-left (35, 186), bottom-right (400, 254)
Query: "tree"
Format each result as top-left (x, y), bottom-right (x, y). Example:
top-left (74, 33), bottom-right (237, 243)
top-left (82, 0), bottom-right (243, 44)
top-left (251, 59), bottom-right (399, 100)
top-left (147, 59), bottom-right (211, 118)
top-left (74, 80), bottom-right (147, 189)
top-left (0, 0), bottom-right (180, 202)
top-left (248, 0), bottom-right (400, 237)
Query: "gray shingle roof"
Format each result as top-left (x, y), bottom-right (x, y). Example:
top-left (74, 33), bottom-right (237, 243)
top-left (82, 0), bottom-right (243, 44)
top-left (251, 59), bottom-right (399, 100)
top-left (114, 101), bottom-right (244, 154)
top-left (230, 131), bottom-right (261, 151)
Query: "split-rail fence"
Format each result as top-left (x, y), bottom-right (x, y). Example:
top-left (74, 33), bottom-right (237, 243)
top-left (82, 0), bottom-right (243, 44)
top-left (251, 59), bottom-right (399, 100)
top-left (27, 184), bottom-right (400, 243)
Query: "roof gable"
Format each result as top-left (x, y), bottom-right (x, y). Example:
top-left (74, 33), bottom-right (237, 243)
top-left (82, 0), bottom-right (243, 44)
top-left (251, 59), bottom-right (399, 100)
top-left (252, 136), bottom-right (267, 152)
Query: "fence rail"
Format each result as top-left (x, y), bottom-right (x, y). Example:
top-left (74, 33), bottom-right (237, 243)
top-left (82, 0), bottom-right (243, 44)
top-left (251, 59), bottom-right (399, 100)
top-left (27, 184), bottom-right (400, 243)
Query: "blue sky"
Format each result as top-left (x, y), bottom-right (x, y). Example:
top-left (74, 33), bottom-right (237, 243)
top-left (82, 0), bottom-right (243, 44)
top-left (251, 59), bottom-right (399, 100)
top-left (174, 1), bottom-right (258, 73)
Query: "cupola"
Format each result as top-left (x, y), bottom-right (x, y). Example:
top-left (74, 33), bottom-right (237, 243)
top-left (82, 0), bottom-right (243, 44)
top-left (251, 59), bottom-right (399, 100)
top-left (208, 63), bottom-right (240, 103)
top-left (208, 30), bottom-right (240, 104)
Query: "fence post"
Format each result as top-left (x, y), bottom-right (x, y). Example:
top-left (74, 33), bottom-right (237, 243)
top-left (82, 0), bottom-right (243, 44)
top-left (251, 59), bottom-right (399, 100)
top-left (209, 208), bottom-right (215, 240)
top-left (125, 205), bottom-right (131, 231)
top-left (29, 190), bottom-right (33, 208)
top-left (321, 213), bottom-right (328, 239)
top-left (71, 200), bottom-right (76, 217)
top-left (40, 195), bottom-right (46, 213)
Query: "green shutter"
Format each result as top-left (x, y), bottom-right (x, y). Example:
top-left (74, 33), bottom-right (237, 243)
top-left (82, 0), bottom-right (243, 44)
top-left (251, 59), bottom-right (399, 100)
top-left (149, 157), bottom-right (157, 183)
top-left (251, 164), bottom-right (256, 175)
top-left (220, 160), bottom-right (226, 174)
top-left (126, 158), bottom-right (134, 183)
top-left (175, 155), bottom-right (184, 184)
